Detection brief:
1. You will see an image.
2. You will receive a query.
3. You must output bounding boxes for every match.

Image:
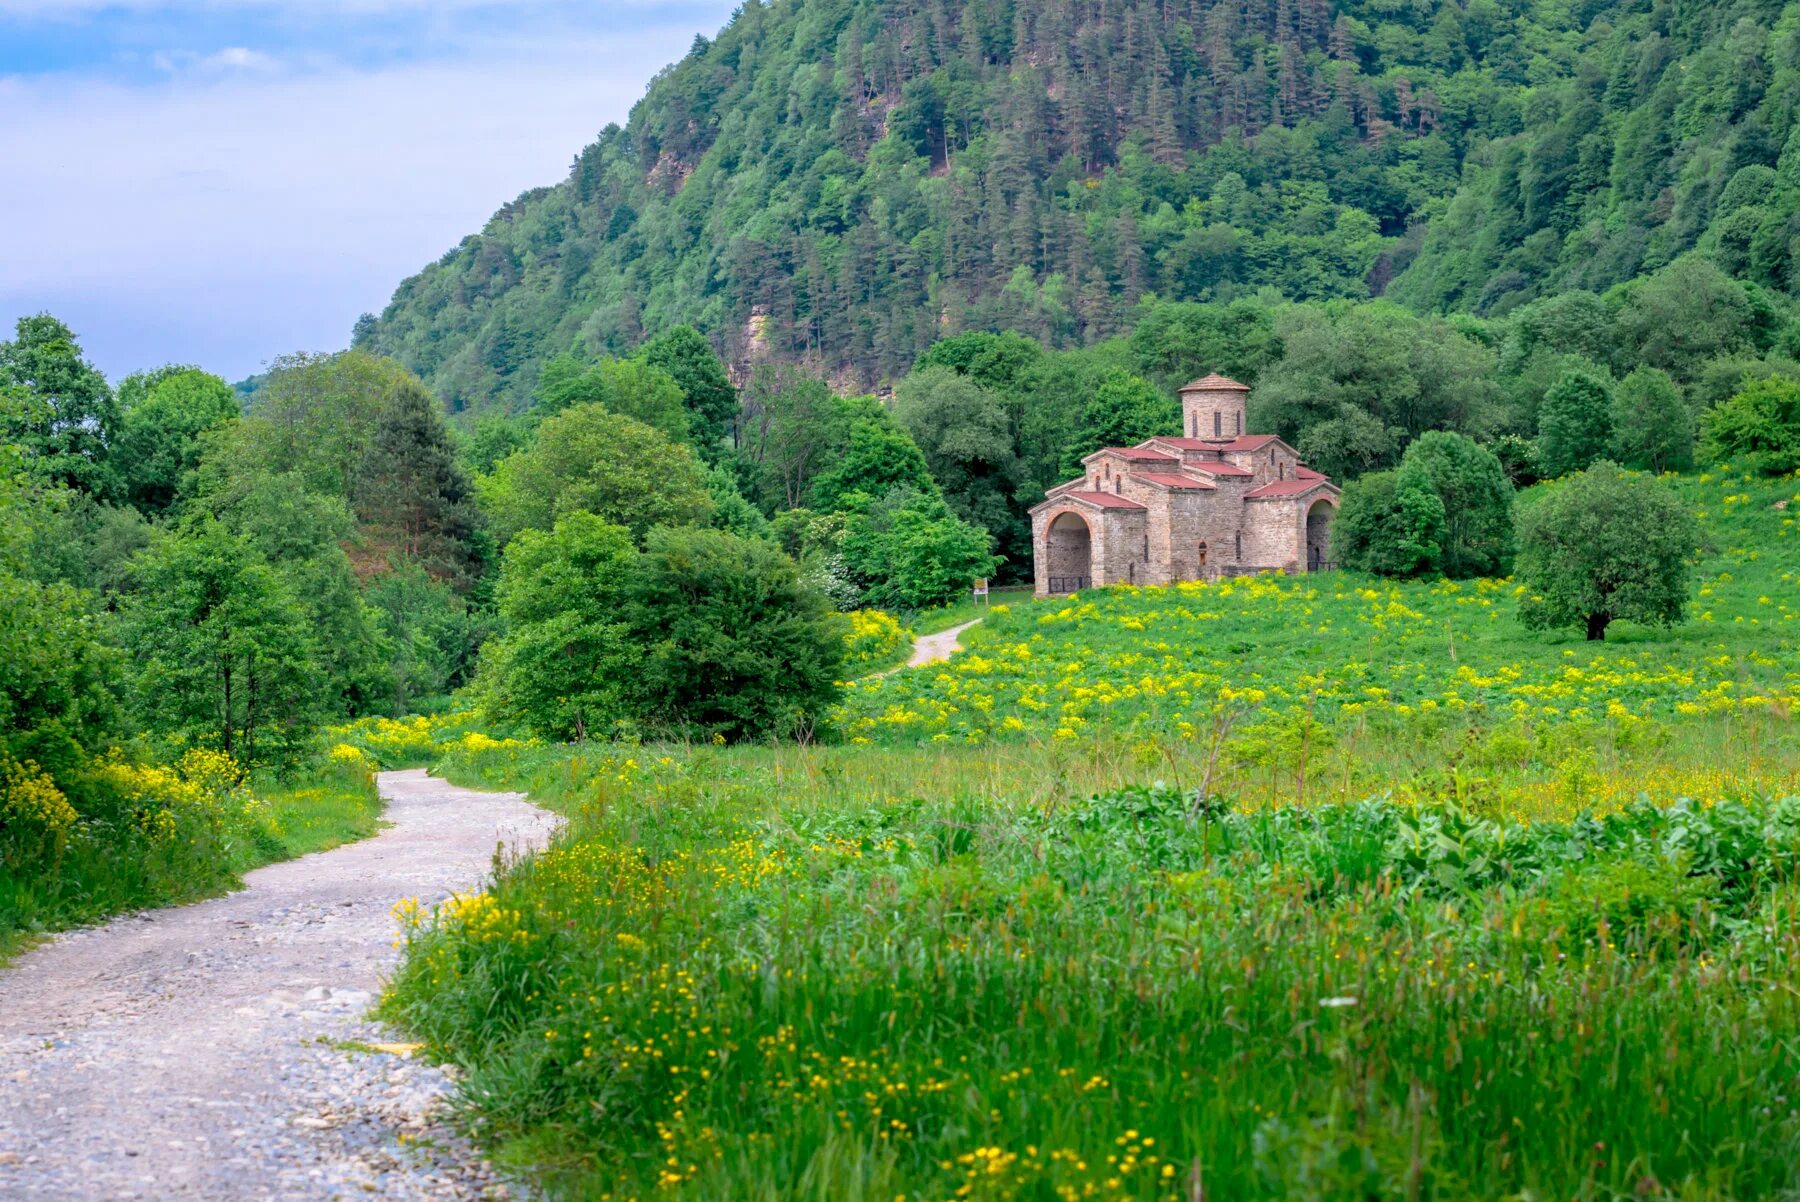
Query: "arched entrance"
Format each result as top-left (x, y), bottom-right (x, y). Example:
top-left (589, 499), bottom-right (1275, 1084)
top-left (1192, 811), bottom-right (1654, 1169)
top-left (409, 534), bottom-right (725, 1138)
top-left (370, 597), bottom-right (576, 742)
top-left (1046, 511), bottom-right (1092, 593)
top-left (1305, 499), bottom-right (1334, 572)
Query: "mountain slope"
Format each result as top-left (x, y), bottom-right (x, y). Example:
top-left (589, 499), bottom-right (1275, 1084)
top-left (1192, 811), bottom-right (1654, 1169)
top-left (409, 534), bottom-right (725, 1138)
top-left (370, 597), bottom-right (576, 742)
top-left (361, 0), bottom-right (1800, 413)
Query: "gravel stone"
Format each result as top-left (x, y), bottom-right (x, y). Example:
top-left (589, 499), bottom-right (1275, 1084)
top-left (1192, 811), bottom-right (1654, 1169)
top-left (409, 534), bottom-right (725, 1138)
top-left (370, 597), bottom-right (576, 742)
top-left (0, 770), bottom-right (557, 1201)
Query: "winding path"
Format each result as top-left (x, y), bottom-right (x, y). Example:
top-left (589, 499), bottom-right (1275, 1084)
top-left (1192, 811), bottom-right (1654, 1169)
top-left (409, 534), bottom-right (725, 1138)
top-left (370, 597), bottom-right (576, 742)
top-left (0, 770), bottom-right (556, 1202)
top-left (904, 619), bottom-right (982, 669)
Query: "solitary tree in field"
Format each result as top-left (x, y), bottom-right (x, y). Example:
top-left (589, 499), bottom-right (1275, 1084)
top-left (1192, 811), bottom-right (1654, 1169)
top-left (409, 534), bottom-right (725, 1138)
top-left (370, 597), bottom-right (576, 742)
top-left (1515, 462), bottom-right (1699, 642)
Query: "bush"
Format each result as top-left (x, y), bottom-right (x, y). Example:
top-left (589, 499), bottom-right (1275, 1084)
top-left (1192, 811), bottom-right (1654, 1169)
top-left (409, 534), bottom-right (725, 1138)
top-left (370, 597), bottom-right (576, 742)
top-left (1394, 431), bottom-right (1514, 577)
top-left (1702, 375), bottom-right (1800, 475)
top-left (627, 526), bottom-right (847, 741)
top-left (1537, 368), bottom-right (1614, 478)
top-left (1331, 469), bottom-right (1445, 577)
top-left (474, 517), bottom-right (846, 742)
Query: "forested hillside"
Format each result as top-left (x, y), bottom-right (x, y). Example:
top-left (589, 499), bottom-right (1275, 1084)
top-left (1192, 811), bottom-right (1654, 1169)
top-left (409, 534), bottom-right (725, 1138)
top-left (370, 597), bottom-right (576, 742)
top-left (363, 0), bottom-right (1800, 411)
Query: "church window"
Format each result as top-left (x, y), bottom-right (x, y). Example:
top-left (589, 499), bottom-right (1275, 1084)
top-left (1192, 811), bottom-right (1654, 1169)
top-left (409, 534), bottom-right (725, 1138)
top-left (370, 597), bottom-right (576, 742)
top-left (1236, 412), bottom-right (1242, 435)
top-left (1235, 531), bottom-right (1242, 559)
top-left (1213, 411), bottom-right (1222, 437)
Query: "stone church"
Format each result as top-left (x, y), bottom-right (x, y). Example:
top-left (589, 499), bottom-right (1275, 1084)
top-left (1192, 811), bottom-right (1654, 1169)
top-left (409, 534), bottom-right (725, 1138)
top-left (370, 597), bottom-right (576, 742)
top-left (1030, 374), bottom-right (1340, 596)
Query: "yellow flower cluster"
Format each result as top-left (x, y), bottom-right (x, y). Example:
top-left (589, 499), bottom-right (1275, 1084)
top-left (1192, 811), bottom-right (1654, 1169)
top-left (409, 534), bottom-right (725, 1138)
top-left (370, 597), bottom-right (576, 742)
top-left (842, 609), bottom-right (913, 674)
top-left (0, 756), bottom-right (79, 862)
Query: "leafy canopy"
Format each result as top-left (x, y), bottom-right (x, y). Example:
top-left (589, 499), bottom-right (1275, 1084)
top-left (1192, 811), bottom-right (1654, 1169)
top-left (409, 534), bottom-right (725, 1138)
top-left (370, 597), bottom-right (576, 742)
top-left (1516, 462), bottom-right (1700, 642)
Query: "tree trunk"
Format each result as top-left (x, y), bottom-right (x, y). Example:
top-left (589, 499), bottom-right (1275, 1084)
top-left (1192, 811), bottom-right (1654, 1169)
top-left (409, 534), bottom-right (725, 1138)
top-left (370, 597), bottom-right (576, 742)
top-left (1585, 612), bottom-right (1610, 641)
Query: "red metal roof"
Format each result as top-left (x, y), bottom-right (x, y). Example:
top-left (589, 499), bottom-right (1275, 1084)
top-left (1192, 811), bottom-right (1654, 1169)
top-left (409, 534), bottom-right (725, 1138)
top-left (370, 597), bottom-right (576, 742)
top-left (1061, 490), bottom-right (1149, 510)
top-left (1296, 465), bottom-right (1325, 480)
top-left (1245, 479), bottom-right (1330, 499)
top-left (1132, 472), bottom-right (1216, 490)
top-left (1148, 436), bottom-right (1220, 451)
top-left (1195, 462), bottom-right (1254, 478)
top-left (1217, 435), bottom-right (1280, 453)
top-left (1180, 373), bottom-right (1251, 392)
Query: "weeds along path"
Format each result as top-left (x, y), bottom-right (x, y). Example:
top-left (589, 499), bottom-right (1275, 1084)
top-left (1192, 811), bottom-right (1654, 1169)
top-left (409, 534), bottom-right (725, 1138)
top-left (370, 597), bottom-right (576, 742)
top-left (905, 619), bottom-right (981, 669)
top-left (0, 770), bottom-right (555, 1201)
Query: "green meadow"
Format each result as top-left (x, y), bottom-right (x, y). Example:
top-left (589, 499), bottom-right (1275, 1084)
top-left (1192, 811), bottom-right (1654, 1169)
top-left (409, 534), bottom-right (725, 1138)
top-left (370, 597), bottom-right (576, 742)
top-left (375, 468), bottom-right (1800, 1200)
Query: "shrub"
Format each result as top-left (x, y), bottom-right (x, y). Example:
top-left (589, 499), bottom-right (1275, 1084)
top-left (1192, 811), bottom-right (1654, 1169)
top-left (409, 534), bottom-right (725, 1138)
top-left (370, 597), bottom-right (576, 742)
top-left (1331, 469), bottom-right (1446, 577)
top-left (1702, 375), bottom-right (1800, 475)
top-left (1394, 431), bottom-right (1514, 577)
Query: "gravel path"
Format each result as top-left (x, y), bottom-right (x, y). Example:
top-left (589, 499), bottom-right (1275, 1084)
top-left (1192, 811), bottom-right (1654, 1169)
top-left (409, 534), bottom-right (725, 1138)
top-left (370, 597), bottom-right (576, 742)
top-left (0, 769), bottom-right (556, 1201)
top-left (906, 619), bottom-right (982, 668)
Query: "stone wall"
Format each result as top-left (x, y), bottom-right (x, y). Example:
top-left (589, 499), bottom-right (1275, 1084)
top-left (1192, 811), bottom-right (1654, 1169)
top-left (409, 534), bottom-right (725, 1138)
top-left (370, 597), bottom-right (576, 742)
top-left (1226, 442), bottom-right (1301, 487)
top-left (1093, 509), bottom-right (1148, 586)
top-left (1241, 497), bottom-right (1302, 569)
top-left (1180, 386), bottom-right (1247, 441)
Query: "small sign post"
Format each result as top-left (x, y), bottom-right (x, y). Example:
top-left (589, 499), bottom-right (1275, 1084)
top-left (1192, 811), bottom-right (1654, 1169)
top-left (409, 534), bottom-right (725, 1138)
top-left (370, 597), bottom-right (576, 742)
top-left (973, 578), bottom-right (989, 606)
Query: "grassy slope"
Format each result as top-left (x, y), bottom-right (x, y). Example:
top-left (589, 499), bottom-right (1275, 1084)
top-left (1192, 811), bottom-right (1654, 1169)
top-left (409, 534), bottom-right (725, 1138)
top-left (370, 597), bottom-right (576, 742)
top-left (385, 468), bottom-right (1800, 1200)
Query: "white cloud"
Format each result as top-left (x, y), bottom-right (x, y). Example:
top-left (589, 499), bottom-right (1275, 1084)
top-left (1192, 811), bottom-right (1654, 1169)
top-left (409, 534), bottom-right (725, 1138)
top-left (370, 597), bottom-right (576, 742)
top-left (0, 11), bottom-right (739, 381)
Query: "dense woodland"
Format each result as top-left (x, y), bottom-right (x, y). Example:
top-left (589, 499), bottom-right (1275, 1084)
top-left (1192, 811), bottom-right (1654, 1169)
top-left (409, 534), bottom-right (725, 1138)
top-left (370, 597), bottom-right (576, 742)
top-left (362, 0), bottom-right (1800, 410)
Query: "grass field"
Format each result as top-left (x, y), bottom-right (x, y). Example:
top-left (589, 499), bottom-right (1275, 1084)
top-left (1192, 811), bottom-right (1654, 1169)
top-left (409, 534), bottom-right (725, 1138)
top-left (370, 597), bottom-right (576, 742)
top-left (382, 468), bottom-right (1800, 1200)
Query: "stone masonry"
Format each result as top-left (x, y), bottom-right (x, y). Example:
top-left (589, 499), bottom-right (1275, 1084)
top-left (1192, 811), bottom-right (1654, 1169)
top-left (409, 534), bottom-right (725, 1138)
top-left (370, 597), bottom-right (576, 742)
top-left (1030, 375), bottom-right (1341, 596)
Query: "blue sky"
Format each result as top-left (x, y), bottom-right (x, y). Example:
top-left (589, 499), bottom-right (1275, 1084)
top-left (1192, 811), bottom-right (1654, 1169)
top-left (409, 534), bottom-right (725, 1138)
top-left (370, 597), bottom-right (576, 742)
top-left (0, 1), bottom-right (741, 383)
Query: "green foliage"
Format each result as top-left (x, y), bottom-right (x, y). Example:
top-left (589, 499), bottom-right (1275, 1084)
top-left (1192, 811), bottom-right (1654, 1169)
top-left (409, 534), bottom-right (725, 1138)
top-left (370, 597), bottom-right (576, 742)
top-left (1516, 463), bottom-right (1700, 642)
top-left (735, 367), bottom-right (867, 512)
top-left (838, 488), bottom-right (1000, 612)
top-left (636, 326), bottom-right (737, 457)
top-left (1537, 368), bottom-right (1615, 479)
top-left (1703, 374), bottom-right (1800, 474)
top-left (1609, 367), bottom-right (1695, 473)
top-left (352, 373), bottom-right (481, 586)
top-left (477, 403), bottom-right (714, 543)
top-left (1124, 299), bottom-right (1281, 398)
top-left (0, 314), bottom-right (119, 498)
top-left (1395, 432), bottom-right (1514, 578)
top-left (1608, 259), bottom-right (1781, 383)
top-left (1331, 469), bottom-right (1446, 578)
top-left (703, 464), bottom-right (773, 540)
top-left (1250, 304), bottom-right (1500, 452)
top-left (627, 526), bottom-right (846, 741)
top-left (0, 571), bottom-right (121, 779)
top-left (115, 367), bottom-right (239, 513)
top-left (1512, 856), bottom-right (1719, 952)
top-left (364, 564), bottom-right (475, 716)
top-left (123, 518), bottom-right (320, 764)
top-left (1295, 406), bottom-right (1402, 483)
top-left (914, 331), bottom-right (1044, 394)
top-left (1076, 369), bottom-right (1177, 465)
top-left (536, 353), bottom-right (690, 442)
top-left (808, 417), bottom-right (937, 514)
top-left (473, 512), bottom-right (639, 743)
top-left (893, 366), bottom-right (1022, 553)
top-left (473, 517), bottom-right (843, 742)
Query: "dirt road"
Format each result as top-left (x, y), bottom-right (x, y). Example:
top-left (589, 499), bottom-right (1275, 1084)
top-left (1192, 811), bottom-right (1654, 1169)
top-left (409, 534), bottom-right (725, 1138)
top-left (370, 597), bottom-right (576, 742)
top-left (0, 770), bottom-right (555, 1201)
top-left (905, 620), bottom-right (982, 668)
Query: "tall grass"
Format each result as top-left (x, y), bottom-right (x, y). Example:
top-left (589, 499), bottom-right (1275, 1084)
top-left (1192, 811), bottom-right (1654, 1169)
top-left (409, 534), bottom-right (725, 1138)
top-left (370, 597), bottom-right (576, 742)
top-left (391, 742), bottom-right (1800, 1200)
